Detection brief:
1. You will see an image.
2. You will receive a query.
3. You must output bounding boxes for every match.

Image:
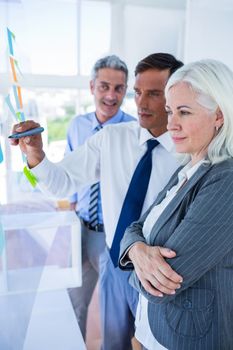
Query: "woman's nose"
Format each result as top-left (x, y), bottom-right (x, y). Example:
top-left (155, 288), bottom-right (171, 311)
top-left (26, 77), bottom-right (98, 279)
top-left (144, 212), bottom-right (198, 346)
top-left (167, 113), bottom-right (179, 130)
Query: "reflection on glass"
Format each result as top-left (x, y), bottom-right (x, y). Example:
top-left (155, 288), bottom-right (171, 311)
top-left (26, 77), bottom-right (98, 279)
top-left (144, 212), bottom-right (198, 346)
top-left (0, 209), bottom-right (84, 350)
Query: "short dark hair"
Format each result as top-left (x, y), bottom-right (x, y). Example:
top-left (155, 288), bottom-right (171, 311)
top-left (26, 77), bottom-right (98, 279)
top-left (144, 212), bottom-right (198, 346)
top-left (91, 55), bottom-right (128, 82)
top-left (135, 53), bottom-right (183, 77)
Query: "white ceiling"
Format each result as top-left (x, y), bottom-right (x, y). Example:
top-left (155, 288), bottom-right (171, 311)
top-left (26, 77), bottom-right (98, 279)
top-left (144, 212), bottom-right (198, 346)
top-left (122, 0), bottom-right (186, 9)
top-left (0, 0), bottom-right (187, 10)
top-left (0, 0), bottom-right (21, 2)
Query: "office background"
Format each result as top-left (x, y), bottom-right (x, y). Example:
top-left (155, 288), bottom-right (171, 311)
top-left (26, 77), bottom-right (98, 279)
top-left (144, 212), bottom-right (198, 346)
top-left (0, 1), bottom-right (232, 349)
top-left (0, 0), bottom-right (232, 205)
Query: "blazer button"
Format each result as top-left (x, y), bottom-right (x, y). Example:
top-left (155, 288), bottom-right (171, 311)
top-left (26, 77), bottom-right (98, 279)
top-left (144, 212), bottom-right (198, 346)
top-left (183, 299), bottom-right (192, 309)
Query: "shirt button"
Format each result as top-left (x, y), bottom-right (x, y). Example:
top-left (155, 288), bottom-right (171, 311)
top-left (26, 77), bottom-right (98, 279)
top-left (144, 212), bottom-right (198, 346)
top-left (183, 299), bottom-right (192, 309)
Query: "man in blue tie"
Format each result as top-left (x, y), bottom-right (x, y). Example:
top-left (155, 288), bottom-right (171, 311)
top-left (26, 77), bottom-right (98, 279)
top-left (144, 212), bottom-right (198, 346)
top-left (11, 53), bottom-right (183, 350)
top-left (65, 55), bottom-right (135, 340)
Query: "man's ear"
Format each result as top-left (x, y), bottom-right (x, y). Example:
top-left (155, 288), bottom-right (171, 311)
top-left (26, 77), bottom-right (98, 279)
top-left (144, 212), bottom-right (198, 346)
top-left (90, 80), bottom-right (94, 95)
top-left (124, 84), bottom-right (128, 97)
top-left (215, 107), bottom-right (224, 129)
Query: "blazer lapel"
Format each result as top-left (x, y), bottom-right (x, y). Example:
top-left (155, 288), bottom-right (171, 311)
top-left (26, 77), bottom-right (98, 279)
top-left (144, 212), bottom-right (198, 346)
top-left (149, 163), bottom-right (212, 244)
top-left (154, 166), bottom-right (183, 205)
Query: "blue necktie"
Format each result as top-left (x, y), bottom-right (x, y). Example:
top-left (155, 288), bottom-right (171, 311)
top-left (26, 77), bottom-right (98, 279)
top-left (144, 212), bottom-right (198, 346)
top-left (110, 139), bottom-right (159, 266)
top-left (89, 124), bottom-right (103, 227)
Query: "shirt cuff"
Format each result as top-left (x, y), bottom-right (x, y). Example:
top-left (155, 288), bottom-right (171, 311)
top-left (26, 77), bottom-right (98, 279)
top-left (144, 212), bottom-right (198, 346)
top-left (120, 242), bottom-right (138, 267)
top-left (29, 156), bottom-right (52, 180)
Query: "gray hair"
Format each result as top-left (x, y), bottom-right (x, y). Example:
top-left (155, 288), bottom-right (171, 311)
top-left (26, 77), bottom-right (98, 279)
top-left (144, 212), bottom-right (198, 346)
top-left (165, 59), bottom-right (233, 165)
top-left (91, 55), bottom-right (128, 82)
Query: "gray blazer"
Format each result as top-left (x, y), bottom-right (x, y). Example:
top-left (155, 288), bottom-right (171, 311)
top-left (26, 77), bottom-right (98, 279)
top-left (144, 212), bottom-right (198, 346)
top-left (119, 159), bottom-right (233, 350)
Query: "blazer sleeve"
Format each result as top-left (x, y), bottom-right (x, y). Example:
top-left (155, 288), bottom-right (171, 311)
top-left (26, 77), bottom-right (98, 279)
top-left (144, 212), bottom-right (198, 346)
top-left (119, 203), bottom-right (156, 270)
top-left (128, 167), bottom-right (233, 304)
top-left (118, 168), bottom-right (181, 270)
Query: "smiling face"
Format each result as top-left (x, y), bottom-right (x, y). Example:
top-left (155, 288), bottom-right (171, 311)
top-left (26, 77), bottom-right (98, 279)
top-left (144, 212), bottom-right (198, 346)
top-left (134, 68), bottom-right (170, 137)
top-left (90, 67), bottom-right (127, 123)
top-left (166, 82), bottom-right (224, 165)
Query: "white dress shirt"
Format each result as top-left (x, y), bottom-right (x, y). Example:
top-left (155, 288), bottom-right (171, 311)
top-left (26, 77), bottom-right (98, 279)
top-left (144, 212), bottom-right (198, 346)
top-left (135, 160), bottom-right (204, 350)
top-left (32, 121), bottom-right (179, 248)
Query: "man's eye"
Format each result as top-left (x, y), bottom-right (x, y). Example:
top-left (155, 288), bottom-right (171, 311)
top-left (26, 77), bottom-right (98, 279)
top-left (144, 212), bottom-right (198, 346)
top-left (116, 86), bottom-right (125, 93)
top-left (134, 91), bottom-right (141, 96)
top-left (99, 85), bottom-right (108, 91)
top-left (149, 92), bottom-right (160, 97)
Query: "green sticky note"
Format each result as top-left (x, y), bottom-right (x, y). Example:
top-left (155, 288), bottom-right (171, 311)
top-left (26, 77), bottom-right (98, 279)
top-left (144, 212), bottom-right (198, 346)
top-left (16, 111), bottom-right (22, 122)
top-left (0, 223), bottom-right (5, 256)
top-left (23, 166), bottom-right (38, 188)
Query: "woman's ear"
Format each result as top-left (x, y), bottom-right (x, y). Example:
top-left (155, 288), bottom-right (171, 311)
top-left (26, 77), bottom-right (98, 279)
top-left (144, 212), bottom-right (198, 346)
top-left (215, 107), bottom-right (224, 129)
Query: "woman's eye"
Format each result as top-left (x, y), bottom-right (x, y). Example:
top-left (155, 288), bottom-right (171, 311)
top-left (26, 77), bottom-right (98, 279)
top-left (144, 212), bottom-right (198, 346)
top-left (180, 110), bottom-right (191, 115)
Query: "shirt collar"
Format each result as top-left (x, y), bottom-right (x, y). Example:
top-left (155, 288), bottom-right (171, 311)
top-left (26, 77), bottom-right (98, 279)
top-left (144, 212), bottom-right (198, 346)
top-left (91, 109), bottom-right (124, 131)
top-left (178, 159), bottom-right (205, 182)
top-left (139, 128), bottom-right (175, 153)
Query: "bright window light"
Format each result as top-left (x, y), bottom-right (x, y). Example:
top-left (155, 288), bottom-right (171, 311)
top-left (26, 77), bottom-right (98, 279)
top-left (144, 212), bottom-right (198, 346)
top-left (1, 0), bottom-right (77, 75)
top-left (80, 0), bottom-right (110, 75)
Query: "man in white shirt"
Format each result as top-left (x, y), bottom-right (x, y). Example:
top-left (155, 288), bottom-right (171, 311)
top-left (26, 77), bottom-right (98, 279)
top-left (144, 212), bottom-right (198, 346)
top-left (65, 55), bottom-right (135, 340)
top-left (11, 53), bottom-right (183, 350)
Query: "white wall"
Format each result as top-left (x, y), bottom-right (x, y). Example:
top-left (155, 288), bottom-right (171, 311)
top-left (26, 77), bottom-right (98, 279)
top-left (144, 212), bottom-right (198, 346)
top-left (184, 0), bottom-right (233, 69)
top-left (124, 5), bottom-right (185, 78)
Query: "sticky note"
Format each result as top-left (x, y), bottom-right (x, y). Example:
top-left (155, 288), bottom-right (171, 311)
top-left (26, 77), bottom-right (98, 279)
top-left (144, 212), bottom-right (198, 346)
top-left (7, 28), bottom-right (15, 56)
top-left (17, 86), bottom-right (23, 109)
top-left (10, 57), bottom-right (17, 82)
top-left (16, 111), bottom-right (22, 122)
top-left (23, 166), bottom-right (38, 187)
top-left (21, 152), bottom-right (26, 163)
top-left (0, 143), bottom-right (3, 163)
top-left (20, 111), bottom-right (25, 122)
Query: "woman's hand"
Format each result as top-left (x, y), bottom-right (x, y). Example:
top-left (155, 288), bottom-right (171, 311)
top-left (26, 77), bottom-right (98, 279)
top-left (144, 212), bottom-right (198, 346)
top-left (128, 242), bottom-right (183, 297)
top-left (9, 120), bottom-right (45, 168)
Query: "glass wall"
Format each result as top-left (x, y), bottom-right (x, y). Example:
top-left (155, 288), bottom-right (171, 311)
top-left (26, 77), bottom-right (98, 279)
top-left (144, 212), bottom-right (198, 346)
top-left (0, 0), bottom-right (185, 204)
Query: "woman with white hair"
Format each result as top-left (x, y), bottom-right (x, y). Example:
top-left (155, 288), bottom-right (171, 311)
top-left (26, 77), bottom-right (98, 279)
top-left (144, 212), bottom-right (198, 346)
top-left (119, 59), bottom-right (233, 350)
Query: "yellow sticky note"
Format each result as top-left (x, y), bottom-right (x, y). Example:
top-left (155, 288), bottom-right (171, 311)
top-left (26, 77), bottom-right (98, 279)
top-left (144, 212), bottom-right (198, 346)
top-left (10, 57), bottom-right (17, 82)
top-left (17, 86), bottom-right (23, 109)
top-left (23, 166), bottom-right (38, 188)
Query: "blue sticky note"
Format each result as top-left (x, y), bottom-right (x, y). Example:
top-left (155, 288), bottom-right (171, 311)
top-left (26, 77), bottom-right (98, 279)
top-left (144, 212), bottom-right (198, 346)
top-left (20, 111), bottom-right (26, 122)
top-left (0, 143), bottom-right (3, 163)
top-left (21, 152), bottom-right (26, 163)
top-left (7, 28), bottom-right (14, 56)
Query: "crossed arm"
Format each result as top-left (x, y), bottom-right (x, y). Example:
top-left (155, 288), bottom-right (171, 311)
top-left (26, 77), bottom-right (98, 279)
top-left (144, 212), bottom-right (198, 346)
top-left (119, 168), bottom-right (233, 303)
